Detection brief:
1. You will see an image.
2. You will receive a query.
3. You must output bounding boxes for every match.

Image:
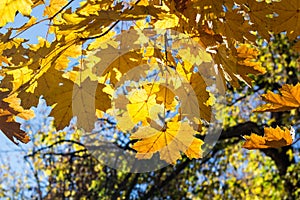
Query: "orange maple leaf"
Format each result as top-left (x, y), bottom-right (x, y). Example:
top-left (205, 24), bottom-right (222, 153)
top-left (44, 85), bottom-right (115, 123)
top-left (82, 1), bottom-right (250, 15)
top-left (243, 126), bottom-right (294, 150)
top-left (255, 83), bottom-right (300, 112)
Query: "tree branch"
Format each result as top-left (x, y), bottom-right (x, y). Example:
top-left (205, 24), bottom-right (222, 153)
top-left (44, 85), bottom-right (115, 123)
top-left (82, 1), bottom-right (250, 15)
top-left (219, 121), bottom-right (264, 140)
top-left (24, 139), bottom-right (86, 159)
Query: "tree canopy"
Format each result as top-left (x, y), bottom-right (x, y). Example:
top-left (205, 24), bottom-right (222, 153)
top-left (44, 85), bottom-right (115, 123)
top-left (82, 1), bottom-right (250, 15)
top-left (0, 0), bottom-right (299, 199)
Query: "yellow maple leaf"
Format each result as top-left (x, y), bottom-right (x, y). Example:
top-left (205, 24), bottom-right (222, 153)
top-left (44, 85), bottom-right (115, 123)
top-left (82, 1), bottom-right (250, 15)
top-left (116, 112), bottom-right (136, 132)
top-left (215, 10), bottom-right (255, 43)
top-left (0, 0), bottom-right (33, 27)
top-left (130, 121), bottom-right (203, 164)
top-left (3, 93), bottom-right (34, 120)
top-left (254, 83), bottom-right (300, 112)
top-left (173, 71), bottom-right (211, 122)
top-left (92, 46), bottom-right (147, 85)
top-left (127, 89), bottom-right (157, 125)
top-left (5, 67), bottom-right (33, 92)
top-left (0, 32), bottom-right (29, 67)
top-left (87, 31), bottom-right (118, 50)
top-left (177, 37), bottom-right (212, 66)
top-left (43, 0), bottom-right (67, 17)
top-left (243, 126), bottom-right (294, 149)
top-left (235, 0), bottom-right (273, 39)
top-left (121, 5), bottom-right (168, 20)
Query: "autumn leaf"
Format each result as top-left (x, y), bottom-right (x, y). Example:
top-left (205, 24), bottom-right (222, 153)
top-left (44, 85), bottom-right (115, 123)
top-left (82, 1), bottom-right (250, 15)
top-left (126, 89), bottom-right (157, 125)
top-left (0, 0), bottom-right (297, 166)
top-left (213, 44), bottom-right (266, 87)
top-left (171, 61), bottom-right (212, 122)
top-left (91, 45), bottom-right (147, 86)
top-left (130, 121), bottom-right (203, 164)
top-left (177, 37), bottom-right (212, 66)
top-left (121, 4), bottom-right (168, 20)
top-left (270, 0), bottom-right (300, 39)
top-left (236, 0), bottom-right (273, 40)
top-left (243, 126), bottom-right (294, 149)
top-left (0, 31), bottom-right (30, 67)
top-left (0, 92), bottom-right (32, 144)
top-left (18, 68), bottom-right (110, 130)
top-left (0, 0), bottom-right (33, 27)
top-left (154, 85), bottom-right (176, 110)
top-left (215, 10), bottom-right (255, 43)
top-left (43, 0), bottom-right (67, 17)
top-left (3, 93), bottom-right (33, 120)
top-left (254, 83), bottom-right (300, 112)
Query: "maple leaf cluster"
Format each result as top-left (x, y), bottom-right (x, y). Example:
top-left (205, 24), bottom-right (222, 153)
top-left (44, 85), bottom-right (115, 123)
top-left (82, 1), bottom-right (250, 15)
top-left (0, 0), bottom-right (299, 163)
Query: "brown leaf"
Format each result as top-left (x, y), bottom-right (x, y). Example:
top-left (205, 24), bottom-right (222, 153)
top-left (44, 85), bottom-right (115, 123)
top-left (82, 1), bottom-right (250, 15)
top-left (270, 0), bottom-right (300, 39)
top-left (0, 92), bottom-right (30, 144)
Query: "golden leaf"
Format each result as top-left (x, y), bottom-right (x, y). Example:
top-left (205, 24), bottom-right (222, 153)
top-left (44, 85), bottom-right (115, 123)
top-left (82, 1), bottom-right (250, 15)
top-left (254, 83), bottom-right (300, 112)
top-left (43, 0), bottom-right (68, 17)
top-left (235, 0), bottom-right (272, 39)
top-left (154, 85), bottom-right (176, 110)
top-left (173, 64), bottom-right (212, 122)
top-left (243, 126), bottom-right (294, 149)
top-left (127, 89), bottom-right (157, 125)
top-left (94, 47), bottom-right (147, 85)
top-left (131, 121), bottom-right (203, 164)
top-left (121, 5), bottom-right (168, 20)
top-left (215, 11), bottom-right (255, 43)
top-left (0, 0), bottom-right (33, 27)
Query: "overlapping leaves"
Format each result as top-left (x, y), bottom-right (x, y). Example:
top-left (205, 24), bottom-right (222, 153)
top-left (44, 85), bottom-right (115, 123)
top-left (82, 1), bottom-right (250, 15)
top-left (0, 0), bottom-right (298, 163)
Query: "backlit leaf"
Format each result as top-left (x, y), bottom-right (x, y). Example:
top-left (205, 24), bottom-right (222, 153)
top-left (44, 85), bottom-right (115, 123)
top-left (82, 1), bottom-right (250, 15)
top-left (130, 121), bottom-right (203, 164)
top-left (0, 0), bottom-right (33, 27)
